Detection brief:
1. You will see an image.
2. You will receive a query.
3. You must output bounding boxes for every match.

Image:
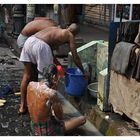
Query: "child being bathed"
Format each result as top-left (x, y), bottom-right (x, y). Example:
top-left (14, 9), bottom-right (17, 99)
top-left (27, 64), bottom-right (86, 136)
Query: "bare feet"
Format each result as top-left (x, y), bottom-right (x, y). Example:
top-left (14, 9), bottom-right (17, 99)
top-left (18, 106), bottom-right (28, 115)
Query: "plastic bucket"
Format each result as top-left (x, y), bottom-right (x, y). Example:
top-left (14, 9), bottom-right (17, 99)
top-left (87, 82), bottom-right (98, 98)
top-left (65, 68), bottom-right (88, 96)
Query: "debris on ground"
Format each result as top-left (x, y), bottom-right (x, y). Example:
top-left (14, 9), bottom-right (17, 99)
top-left (0, 84), bottom-right (13, 98)
top-left (0, 99), bottom-right (6, 103)
top-left (14, 92), bottom-right (21, 96)
top-left (0, 94), bottom-right (31, 136)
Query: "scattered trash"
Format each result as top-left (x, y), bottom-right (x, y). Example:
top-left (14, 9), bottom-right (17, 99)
top-left (0, 102), bottom-right (4, 107)
top-left (14, 92), bottom-right (21, 96)
top-left (0, 99), bottom-right (6, 107)
top-left (0, 99), bottom-right (6, 103)
top-left (15, 127), bottom-right (19, 133)
top-left (105, 115), bottom-right (109, 120)
top-left (1, 122), bottom-right (9, 128)
top-left (0, 85), bottom-right (13, 98)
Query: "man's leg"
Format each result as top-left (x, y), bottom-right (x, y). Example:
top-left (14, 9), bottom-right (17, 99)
top-left (19, 62), bottom-right (32, 114)
top-left (31, 63), bottom-right (38, 82)
top-left (64, 116), bottom-right (86, 133)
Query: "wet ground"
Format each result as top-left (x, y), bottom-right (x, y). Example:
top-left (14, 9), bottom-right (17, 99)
top-left (0, 93), bottom-right (31, 136)
top-left (0, 42), bottom-right (31, 136)
top-left (0, 92), bottom-right (90, 136)
top-left (0, 40), bottom-right (101, 136)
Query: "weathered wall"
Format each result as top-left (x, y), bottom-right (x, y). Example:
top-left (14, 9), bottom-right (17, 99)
top-left (68, 40), bottom-right (108, 82)
top-left (96, 42), bottom-right (108, 77)
top-left (109, 70), bottom-right (140, 125)
top-left (84, 4), bottom-right (112, 27)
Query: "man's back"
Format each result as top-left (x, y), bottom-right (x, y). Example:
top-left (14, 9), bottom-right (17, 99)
top-left (34, 26), bottom-right (85, 73)
top-left (27, 81), bottom-right (56, 123)
top-left (34, 27), bottom-right (72, 49)
top-left (21, 19), bottom-right (57, 36)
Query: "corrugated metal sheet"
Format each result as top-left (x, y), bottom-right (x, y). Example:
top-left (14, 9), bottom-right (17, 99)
top-left (84, 4), bottom-right (112, 27)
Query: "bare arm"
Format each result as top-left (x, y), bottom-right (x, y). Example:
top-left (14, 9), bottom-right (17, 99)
top-left (51, 50), bottom-right (62, 66)
top-left (53, 57), bottom-right (61, 65)
top-left (68, 32), bottom-right (85, 74)
top-left (51, 93), bottom-right (63, 120)
top-left (51, 50), bottom-right (65, 78)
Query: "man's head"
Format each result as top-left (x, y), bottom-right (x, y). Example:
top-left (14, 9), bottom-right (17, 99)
top-left (43, 64), bottom-right (59, 89)
top-left (67, 23), bottom-right (80, 35)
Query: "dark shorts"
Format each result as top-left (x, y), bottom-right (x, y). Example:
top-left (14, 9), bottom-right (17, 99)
top-left (30, 116), bottom-right (64, 136)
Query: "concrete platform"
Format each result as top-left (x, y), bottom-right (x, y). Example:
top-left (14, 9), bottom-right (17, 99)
top-left (57, 92), bottom-right (102, 136)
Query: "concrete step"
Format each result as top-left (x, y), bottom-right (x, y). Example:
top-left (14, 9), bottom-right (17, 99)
top-left (57, 92), bottom-right (103, 136)
top-left (57, 78), bottom-right (140, 136)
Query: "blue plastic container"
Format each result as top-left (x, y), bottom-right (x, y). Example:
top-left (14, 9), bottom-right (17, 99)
top-left (65, 68), bottom-right (88, 96)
